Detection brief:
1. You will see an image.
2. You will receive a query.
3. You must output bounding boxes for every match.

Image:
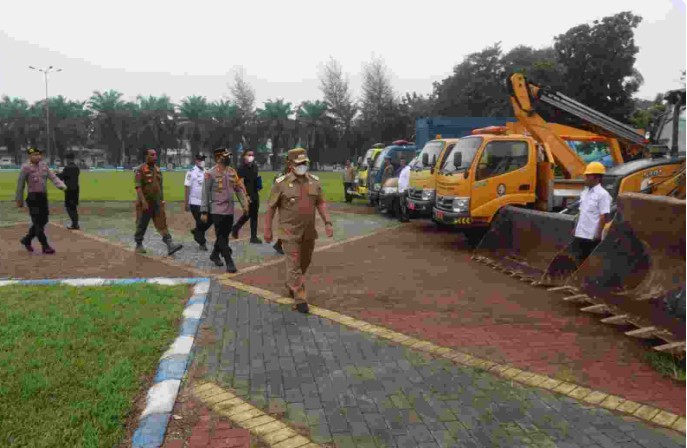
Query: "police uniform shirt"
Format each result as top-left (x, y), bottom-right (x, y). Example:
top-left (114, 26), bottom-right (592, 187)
top-left (16, 161), bottom-right (66, 200)
top-left (574, 184), bottom-right (612, 240)
top-left (268, 172), bottom-right (324, 241)
top-left (184, 165), bottom-right (205, 206)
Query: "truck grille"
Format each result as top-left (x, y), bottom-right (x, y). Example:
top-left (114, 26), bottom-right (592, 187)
top-left (408, 188), bottom-right (424, 200)
top-left (436, 195), bottom-right (454, 212)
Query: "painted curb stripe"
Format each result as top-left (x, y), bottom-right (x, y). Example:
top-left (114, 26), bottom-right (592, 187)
top-left (219, 278), bottom-right (686, 434)
top-left (191, 382), bottom-right (322, 448)
top-left (1, 276), bottom-right (210, 448)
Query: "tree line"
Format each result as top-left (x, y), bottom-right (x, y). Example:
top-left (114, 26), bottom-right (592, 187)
top-left (1, 11), bottom-right (677, 169)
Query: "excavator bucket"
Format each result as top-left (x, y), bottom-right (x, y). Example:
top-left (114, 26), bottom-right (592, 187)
top-left (473, 206), bottom-right (577, 282)
top-left (561, 193), bottom-right (686, 343)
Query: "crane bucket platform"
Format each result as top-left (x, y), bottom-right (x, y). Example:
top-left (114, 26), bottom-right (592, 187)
top-left (561, 193), bottom-right (686, 342)
top-left (472, 206), bottom-right (577, 281)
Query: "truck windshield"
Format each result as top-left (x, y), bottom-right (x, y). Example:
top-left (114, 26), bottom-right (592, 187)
top-left (361, 149), bottom-right (375, 169)
top-left (412, 141), bottom-right (444, 169)
top-left (441, 137), bottom-right (483, 173)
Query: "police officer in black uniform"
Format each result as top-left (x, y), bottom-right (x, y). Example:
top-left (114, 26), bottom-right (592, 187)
top-left (58, 152), bottom-right (81, 230)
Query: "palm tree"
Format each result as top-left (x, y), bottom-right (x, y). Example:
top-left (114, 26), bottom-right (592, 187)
top-left (49, 96), bottom-right (90, 163)
top-left (0, 96), bottom-right (43, 164)
top-left (208, 100), bottom-right (240, 163)
top-left (178, 96), bottom-right (213, 159)
top-left (88, 90), bottom-right (139, 165)
top-left (257, 99), bottom-right (294, 170)
top-left (137, 95), bottom-right (176, 164)
top-left (297, 100), bottom-right (329, 165)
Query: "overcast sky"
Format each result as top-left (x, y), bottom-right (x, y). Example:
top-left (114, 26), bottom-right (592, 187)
top-left (0, 0), bottom-right (684, 108)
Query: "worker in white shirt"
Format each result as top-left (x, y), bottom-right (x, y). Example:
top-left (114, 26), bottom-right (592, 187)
top-left (184, 153), bottom-right (212, 250)
top-left (572, 162), bottom-right (612, 263)
top-left (397, 157), bottom-right (411, 223)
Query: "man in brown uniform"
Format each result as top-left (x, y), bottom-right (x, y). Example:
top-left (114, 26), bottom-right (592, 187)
top-left (134, 148), bottom-right (183, 255)
top-left (343, 159), bottom-right (355, 203)
top-left (264, 148), bottom-right (334, 313)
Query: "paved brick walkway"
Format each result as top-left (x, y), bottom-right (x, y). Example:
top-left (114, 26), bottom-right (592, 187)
top-left (191, 282), bottom-right (686, 448)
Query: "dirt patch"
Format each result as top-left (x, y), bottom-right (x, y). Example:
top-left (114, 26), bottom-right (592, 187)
top-left (0, 223), bottom-right (191, 279)
top-left (328, 202), bottom-right (379, 215)
top-left (234, 220), bottom-right (686, 416)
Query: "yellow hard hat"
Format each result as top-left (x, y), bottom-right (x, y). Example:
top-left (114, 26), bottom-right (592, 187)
top-left (583, 162), bottom-right (606, 175)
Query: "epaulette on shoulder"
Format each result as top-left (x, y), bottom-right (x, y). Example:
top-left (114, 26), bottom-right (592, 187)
top-left (308, 173), bottom-right (319, 181)
top-left (275, 174), bottom-right (287, 183)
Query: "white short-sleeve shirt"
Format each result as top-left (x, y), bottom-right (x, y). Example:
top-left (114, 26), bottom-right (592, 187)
top-left (398, 165), bottom-right (411, 192)
top-left (574, 184), bottom-right (612, 240)
top-left (185, 166), bottom-right (205, 206)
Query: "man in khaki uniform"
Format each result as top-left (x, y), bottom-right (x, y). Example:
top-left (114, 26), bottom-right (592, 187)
top-left (264, 148), bottom-right (334, 313)
top-left (343, 159), bottom-right (355, 203)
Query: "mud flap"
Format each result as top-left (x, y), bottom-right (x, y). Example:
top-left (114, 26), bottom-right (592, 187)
top-left (473, 206), bottom-right (576, 280)
top-left (563, 193), bottom-right (686, 340)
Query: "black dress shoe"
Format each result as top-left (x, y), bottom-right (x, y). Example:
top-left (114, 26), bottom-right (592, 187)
top-left (293, 303), bottom-right (309, 314)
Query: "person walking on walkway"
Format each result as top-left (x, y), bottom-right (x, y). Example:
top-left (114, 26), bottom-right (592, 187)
top-left (571, 162), bottom-right (612, 264)
top-left (232, 149), bottom-right (262, 244)
top-left (271, 156), bottom-right (290, 255)
top-left (15, 147), bottom-right (67, 254)
top-left (343, 159), bottom-right (355, 203)
top-left (57, 152), bottom-right (81, 230)
top-left (397, 157), bottom-right (411, 223)
top-left (263, 147), bottom-right (334, 314)
top-left (200, 147), bottom-right (249, 273)
top-left (185, 153), bottom-right (212, 250)
top-left (133, 148), bottom-right (183, 256)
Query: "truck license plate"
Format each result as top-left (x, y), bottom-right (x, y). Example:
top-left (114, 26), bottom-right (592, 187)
top-left (407, 201), bottom-right (415, 210)
top-left (435, 210), bottom-right (444, 220)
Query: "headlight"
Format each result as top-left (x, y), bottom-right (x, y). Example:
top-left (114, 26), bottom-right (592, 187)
top-left (452, 197), bottom-right (470, 213)
top-left (421, 188), bottom-right (435, 201)
top-left (373, 183), bottom-right (381, 191)
top-left (382, 187), bottom-right (397, 195)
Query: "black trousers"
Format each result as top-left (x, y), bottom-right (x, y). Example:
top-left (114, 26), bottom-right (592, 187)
top-left (571, 237), bottom-right (599, 264)
top-left (398, 191), bottom-right (409, 221)
top-left (190, 204), bottom-right (212, 245)
top-left (343, 182), bottom-right (353, 202)
top-left (64, 189), bottom-right (79, 225)
top-left (212, 214), bottom-right (234, 261)
top-left (233, 197), bottom-right (259, 238)
top-left (25, 193), bottom-right (50, 246)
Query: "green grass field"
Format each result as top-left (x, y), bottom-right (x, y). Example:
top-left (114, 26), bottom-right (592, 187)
top-left (0, 170), bottom-right (347, 203)
top-left (0, 283), bottom-right (189, 448)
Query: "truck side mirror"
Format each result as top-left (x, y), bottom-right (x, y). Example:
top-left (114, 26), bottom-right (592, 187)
top-left (422, 153), bottom-right (429, 167)
top-left (431, 155), bottom-right (437, 167)
top-left (453, 152), bottom-right (462, 168)
top-left (367, 158), bottom-right (372, 167)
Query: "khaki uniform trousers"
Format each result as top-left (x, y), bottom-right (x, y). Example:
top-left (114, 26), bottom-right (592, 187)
top-left (283, 238), bottom-right (316, 304)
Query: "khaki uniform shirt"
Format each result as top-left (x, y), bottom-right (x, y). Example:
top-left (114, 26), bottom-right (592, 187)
top-left (343, 166), bottom-right (355, 183)
top-left (268, 172), bottom-right (325, 242)
top-left (16, 161), bottom-right (66, 201)
top-left (134, 163), bottom-right (163, 201)
top-left (381, 164), bottom-right (394, 185)
top-left (200, 166), bottom-right (244, 215)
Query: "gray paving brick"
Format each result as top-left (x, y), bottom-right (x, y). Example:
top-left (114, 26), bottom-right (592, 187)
top-left (199, 285), bottom-right (686, 448)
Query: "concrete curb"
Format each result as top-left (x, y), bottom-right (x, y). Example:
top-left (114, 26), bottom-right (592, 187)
top-left (0, 276), bottom-right (211, 448)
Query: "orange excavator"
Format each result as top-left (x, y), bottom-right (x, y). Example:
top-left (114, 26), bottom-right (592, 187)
top-left (472, 74), bottom-right (686, 354)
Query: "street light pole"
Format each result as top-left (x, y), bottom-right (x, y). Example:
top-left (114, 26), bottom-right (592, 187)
top-left (29, 65), bottom-right (62, 164)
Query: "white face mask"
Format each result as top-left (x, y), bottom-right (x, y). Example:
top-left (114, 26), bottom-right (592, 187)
top-left (294, 164), bottom-right (309, 176)
top-left (197, 161), bottom-right (205, 168)
top-left (246, 156), bottom-right (255, 163)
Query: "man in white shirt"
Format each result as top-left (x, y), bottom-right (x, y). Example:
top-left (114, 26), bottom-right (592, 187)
top-left (397, 157), bottom-right (411, 223)
top-left (185, 153), bottom-right (212, 250)
top-left (572, 162), bottom-right (612, 263)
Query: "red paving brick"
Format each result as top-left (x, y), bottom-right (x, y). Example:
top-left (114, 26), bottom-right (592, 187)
top-left (235, 221), bottom-right (686, 416)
